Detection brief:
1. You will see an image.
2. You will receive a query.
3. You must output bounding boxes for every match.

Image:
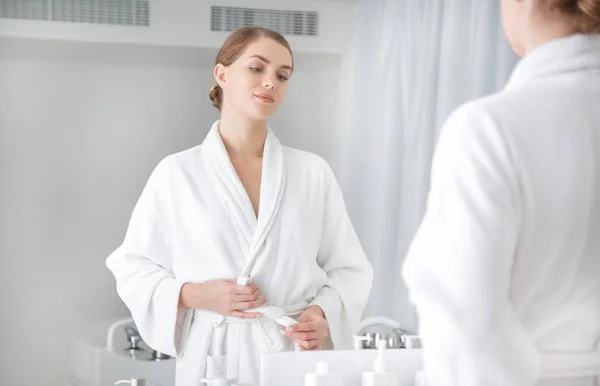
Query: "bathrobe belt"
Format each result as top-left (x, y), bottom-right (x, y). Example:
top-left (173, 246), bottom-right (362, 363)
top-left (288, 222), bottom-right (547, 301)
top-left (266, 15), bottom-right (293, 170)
top-left (193, 299), bottom-right (310, 380)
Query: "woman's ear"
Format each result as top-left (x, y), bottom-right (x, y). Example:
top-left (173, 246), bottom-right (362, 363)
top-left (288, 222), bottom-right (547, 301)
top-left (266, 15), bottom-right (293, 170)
top-left (214, 63), bottom-right (227, 89)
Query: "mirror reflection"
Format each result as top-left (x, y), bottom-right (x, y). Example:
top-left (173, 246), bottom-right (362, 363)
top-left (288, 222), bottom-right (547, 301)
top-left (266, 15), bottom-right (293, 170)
top-left (1, 1), bottom-right (599, 386)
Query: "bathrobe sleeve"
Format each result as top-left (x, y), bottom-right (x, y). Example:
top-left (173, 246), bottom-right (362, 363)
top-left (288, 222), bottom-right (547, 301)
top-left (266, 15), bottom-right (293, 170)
top-left (402, 104), bottom-right (541, 386)
top-left (106, 158), bottom-right (189, 357)
top-left (310, 161), bottom-right (374, 350)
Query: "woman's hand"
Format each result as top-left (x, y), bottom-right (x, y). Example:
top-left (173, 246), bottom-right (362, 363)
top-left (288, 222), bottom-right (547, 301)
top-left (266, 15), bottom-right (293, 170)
top-left (179, 279), bottom-right (266, 318)
top-left (283, 305), bottom-right (329, 350)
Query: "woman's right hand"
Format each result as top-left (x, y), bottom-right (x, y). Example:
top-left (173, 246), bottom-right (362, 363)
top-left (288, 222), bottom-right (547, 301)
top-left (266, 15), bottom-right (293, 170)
top-left (179, 279), bottom-right (266, 319)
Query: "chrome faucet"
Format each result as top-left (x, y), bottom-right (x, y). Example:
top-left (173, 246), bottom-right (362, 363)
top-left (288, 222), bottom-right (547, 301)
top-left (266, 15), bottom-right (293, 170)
top-left (352, 316), bottom-right (420, 350)
top-left (123, 326), bottom-right (172, 361)
top-left (124, 326), bottom-right (142, 351)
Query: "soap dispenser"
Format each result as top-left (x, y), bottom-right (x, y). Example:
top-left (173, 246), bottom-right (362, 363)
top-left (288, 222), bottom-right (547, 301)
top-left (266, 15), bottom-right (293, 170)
top-left (304, 361), bottom-right (345, 386)
top-left (361, 340), bottom-right (402, 386)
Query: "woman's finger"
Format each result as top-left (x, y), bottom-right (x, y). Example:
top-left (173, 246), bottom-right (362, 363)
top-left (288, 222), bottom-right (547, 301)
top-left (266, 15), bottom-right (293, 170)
top-left (235, 284), bottom-right (256, 295)
top-left (288, 321), bottom-right (317, 332)
top-left (297, 339), bottom-right (320, 350)
top-left (247, 283), bottom-right (260, 295)
top-left (235, 293), bottom-right (261, 303)
top-left (230, 311), bottom-right (262, 319)
top-left (233, 297), bottom-right (267, 310)
top-left (286, 330), bottom-right (318, 342)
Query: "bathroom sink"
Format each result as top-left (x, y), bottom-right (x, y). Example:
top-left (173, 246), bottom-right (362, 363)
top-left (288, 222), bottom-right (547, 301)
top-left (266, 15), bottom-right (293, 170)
top-left (66, 318), bottom-right (175, 386)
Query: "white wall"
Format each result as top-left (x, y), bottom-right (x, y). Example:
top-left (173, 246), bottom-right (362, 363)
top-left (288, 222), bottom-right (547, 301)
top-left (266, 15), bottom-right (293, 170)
top-left (0, 53), bottom-right (340, 385)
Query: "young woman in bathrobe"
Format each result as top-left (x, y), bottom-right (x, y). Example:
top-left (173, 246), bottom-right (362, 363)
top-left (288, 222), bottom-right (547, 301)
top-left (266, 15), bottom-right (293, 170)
top-left (106, 26), bottom-right (373, 385)
top-left (402, 1), bottom-right (600, 386)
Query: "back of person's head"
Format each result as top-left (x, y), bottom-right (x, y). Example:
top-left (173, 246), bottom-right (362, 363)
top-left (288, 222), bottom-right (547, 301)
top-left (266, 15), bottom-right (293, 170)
top-left (209, 26), bottom-right (293, 111)
top-left (549, 0), bottom-right (600, 33)
top-left (501, 0), bottom-right (600, 56)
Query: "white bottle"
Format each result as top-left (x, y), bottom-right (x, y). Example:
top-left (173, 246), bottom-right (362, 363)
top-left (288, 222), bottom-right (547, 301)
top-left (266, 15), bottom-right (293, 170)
top-left (304, 361), bottom-right (345, 386)
top-left (361, 340), bottom-right (403, 386)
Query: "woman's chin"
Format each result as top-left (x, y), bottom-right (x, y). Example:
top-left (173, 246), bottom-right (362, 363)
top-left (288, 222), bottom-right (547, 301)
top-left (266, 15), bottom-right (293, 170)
top-left (247, 106), bottom-right (277, 121)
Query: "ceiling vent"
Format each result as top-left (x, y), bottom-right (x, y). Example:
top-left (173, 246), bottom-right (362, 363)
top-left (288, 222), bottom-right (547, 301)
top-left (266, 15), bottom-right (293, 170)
top-left (210, 5), bottom-right (318, 36)
top-left (0, 0), bottom-right (150, 26)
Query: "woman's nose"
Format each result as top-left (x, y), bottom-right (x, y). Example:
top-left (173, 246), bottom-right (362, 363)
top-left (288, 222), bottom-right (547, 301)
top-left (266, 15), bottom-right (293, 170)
top-left (262, 75), bottom-right (276, 89)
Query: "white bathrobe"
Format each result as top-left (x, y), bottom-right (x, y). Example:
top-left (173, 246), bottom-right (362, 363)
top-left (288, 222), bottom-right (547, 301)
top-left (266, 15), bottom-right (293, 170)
top-left (106, 121), bottom-right (373, 385)
top-left (402, 34), bottom-right (600, 386)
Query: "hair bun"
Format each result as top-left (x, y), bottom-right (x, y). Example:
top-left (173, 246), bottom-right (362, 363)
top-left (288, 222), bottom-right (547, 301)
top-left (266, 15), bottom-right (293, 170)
top-left (578, 0), bottom-right (600, 20)
top-left (209, 84), bottom-right (223, 110)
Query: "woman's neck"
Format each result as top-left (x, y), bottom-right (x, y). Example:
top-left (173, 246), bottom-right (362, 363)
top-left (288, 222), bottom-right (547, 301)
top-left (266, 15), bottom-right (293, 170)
top-left (218, 111), bottom-right (267, 158)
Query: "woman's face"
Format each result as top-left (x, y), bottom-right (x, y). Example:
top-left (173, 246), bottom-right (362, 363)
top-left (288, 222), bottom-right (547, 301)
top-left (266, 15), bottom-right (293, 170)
top-left (215, 37), bottom-right (293, 121)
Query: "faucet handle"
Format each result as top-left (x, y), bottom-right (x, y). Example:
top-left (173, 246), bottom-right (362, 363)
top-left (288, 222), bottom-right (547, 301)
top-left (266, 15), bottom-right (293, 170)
top-left (124, 326), bottom-right (142, 350)
top-left (352, 335), bottom-right (373, 350)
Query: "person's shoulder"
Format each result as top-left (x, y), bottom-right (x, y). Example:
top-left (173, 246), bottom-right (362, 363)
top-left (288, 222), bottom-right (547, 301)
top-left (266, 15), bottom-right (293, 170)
top-left (145, 145), bottom-right (203, 183)
top-left (439, 92), bottom-right (514, 149)
top-left (444, 93), bottom-right (503, 128)
top-left (435, 93), bottom-right (518, 172)
top-left (158, 145), bottom-right (202, 169)
top-left (447, 86), bottom-right (537, 132)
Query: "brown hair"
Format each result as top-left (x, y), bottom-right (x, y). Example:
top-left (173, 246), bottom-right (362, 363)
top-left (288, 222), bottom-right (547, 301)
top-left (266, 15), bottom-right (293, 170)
top-left (209, 26), bottom-right (293, 110)
top-left (547, 0), bottom-right (600, 32)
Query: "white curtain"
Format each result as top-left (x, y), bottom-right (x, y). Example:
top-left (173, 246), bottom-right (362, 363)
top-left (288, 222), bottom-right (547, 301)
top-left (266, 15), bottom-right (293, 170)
top-left (333, 0), bottom-right (519, 329)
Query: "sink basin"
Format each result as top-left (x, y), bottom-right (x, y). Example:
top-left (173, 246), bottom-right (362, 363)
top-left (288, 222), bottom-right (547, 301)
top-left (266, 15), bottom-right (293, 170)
top-left (66, 318), bottom-right (175, 386)
top-left (261, 349), bottom-right (423, 386)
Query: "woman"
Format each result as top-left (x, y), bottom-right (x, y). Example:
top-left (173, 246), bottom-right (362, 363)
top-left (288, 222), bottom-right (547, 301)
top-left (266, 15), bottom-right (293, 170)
top-left (402, 1), bottom-right (600, 386)
top-left (107, 26), bottom-right (373, 386)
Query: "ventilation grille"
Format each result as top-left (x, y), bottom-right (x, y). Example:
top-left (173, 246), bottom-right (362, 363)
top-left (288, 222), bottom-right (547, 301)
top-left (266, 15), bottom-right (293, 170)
top-left (0, 0), bottom-right (150, 26)
top-left (211, 6), bottom-right (318, 36)
top-left (0, 0), bottom-right (47, 20)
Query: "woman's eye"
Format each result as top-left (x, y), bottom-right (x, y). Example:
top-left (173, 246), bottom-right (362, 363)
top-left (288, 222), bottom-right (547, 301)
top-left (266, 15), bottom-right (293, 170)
top-left (278, 74), bottom-right (289, 81)
top-left (249, 67), bottom-right (262, 72)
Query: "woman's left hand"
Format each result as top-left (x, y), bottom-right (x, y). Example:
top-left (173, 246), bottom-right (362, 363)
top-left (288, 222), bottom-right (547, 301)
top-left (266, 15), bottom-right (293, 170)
top-left (283, 305), bottom-right (329, 350)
